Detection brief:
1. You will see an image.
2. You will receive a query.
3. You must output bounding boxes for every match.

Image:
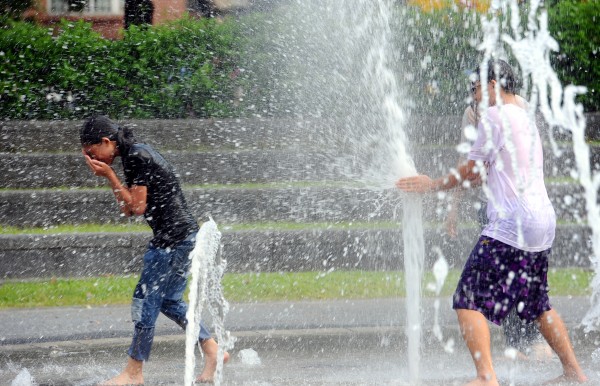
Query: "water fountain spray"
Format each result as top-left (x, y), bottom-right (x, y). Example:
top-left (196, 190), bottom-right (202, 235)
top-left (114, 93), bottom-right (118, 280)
top-left (184, 218), bottom-right (233, 386)
top-left (351, 1), bottom-right (425, 382)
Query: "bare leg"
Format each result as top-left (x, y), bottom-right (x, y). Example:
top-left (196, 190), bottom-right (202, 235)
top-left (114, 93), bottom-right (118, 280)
top-left (196, 338), bottom-right (230, 383)
top-left (536, 309), bottom-right (588, 384)
top-left (98, 357), bottom-right (144, 385)
top-left (456, 309), bottom-right (499, 386)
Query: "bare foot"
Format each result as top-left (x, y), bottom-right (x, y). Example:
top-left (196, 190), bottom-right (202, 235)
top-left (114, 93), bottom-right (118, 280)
top-left (98, 357), bottom-right (144, 385)
top-left (463, 375), bottom-right (499, 386)
top-left (97, 372), bottom-right (144, 385)
top-left (196, 351), bottom-right (230, 383)
top-left (543, 373), bottom-right (589, 385)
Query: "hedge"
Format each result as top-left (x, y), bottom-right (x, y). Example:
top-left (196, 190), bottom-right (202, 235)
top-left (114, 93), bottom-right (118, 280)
top-left (0, 2), bottom-right (597, 120)
top-left (0, 17), bottom-right (241, 119)
top-left (548, 0), bottom-right (599, 112)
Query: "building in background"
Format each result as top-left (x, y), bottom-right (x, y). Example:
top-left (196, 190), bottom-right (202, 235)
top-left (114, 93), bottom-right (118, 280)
top-left (27, 0), bottom-right (192, 39)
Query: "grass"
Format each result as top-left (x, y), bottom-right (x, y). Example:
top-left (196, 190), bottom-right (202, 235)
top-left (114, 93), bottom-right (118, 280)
top-left (4, 218), bottom-right (590, 234)
top-left (0, 223), bottom-right (152, 234)
top-left (0, 268), bottom-right (592, 310)
top-left (1, 221), bottom-right (488, 234)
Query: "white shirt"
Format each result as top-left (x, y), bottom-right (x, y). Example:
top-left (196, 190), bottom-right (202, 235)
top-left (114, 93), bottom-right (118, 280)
top-left (460, 105), bottom-right (487, 203)
top-left (468, 104), bottom-right (555, 252)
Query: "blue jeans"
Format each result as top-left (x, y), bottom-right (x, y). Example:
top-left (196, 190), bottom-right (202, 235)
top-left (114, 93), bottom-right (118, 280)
top-left (128, 232), bottom-right (211, 361)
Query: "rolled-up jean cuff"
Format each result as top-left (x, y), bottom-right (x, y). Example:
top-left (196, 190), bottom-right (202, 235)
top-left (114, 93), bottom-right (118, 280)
top-left (128, 326), bottom-right (155, 361)
top-left (198, 322), bottom-right (211, 341)
top-left (131, 297), bottom-right (144, 323)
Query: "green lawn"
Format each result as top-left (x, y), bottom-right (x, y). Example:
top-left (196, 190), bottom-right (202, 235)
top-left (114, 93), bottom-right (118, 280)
top-left (0, 268), bottom-right (592, 309)
top-left (0, 220), bottom-right (486, 234)
top-left (0, 223), bottom-right (152, 234)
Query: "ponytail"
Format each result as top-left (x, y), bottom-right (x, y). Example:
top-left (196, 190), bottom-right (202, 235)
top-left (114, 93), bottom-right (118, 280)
top-left (114, 125), bottom-right (136, 156)
top-left (80, 115), bottom-right (136, 156)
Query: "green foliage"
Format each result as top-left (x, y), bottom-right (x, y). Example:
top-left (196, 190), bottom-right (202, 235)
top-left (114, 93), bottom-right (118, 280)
top-left (0, 16), bottom-right (241, 119)
top-left (548, 0), bottom-right (600, 111)
top-left (394, 1), bottom-right (600, 114)
top-left (0, 268), bottom-right (590, 308)
top-left (0, 2), bottom-right (597, 120)
top-left (0, 276), bottom-right (140, 308)
top-left (395, 6), bottom-right (483, 115)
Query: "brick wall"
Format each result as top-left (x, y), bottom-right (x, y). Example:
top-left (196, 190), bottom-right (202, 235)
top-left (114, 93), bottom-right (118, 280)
top-left (27, 0), bottom-right (188, 39)
top-left (153, 0), bottom-right (186, 25)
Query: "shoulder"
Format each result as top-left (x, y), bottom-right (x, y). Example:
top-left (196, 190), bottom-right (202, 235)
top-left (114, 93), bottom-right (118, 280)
top-left (483, 106), bottom-right (501, 121)
top-left (516, 95), bottom-right (529, 110)
top-left (462, 105), bottom-right (477, 125)
top-left (126, 143), bottom-right (155, 162)
top-left (122, 144), bottom-right (159, 170)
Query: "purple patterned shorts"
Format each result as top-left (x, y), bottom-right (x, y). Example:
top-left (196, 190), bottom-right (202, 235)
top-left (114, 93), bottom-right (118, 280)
top-left (452, 236), bottom-right (552, 325)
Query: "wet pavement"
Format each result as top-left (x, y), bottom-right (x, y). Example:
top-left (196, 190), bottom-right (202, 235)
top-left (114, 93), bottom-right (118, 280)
top-left (1, 297), bottom-right (600, 385)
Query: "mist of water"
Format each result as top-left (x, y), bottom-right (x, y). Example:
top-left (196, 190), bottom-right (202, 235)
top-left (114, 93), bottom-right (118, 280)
top-left (256, 0), bottom-right (427, 382)
top-left (10, 368), bottom-right (35, 386)
top-left (330, 1), bottom-right (426, 382)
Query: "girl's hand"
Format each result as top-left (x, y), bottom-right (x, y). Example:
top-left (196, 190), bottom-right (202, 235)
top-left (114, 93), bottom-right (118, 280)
top-left (395, 175), bottom-right (435, 193)
top-left (83, 154), bottom-right (114, 178)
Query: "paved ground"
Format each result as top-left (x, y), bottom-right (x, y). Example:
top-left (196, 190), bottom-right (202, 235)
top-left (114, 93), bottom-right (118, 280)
top-left (1, 297), bottom-right (600, 385)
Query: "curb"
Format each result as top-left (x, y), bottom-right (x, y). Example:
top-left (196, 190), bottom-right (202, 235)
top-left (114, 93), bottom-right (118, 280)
top-left (2, 323), bottom-right (596, 362)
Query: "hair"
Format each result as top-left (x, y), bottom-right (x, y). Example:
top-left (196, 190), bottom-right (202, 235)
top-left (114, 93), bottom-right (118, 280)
top-left (80, 115), bottom-right (136, 156)
top-left (474, 59), bottom-right (518, 94)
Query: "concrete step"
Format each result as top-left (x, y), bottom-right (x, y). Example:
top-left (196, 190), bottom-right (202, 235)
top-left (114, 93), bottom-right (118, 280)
top-left (0, 116), bottom-right (466, 153)
top-left (1, 143), bottom-right (594, 188)
top-left (0, 183), bottom-right (586, 227)
top-left (0, 149), bottom-right (341, 188)
top-left (0, 224), bottom-right (591, 279)
top-left (2, 114), bottom-right (599, 153)
top-left (0, 118), bottom-right (336, 153)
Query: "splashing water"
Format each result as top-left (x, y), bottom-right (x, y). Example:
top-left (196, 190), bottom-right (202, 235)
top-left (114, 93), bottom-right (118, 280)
top-left (238, 348), bottom-right (262, 366)
top-left (11, 368), bottom-right (35, 386)
top-left (430, 247), bottom-right (450, 347)
top-left (267, 0), bottom-right (424, 382)
top-left (352, 1), bottom-right (424, 382)
top-left (402, 196), bottom-right (424, 383)
top-left (338, 0), bottom-right (424, 382)
top-left (184, 218), bottom-right (233, 386)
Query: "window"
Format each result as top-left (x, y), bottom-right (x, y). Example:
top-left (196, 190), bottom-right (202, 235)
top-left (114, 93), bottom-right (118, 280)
top-left (48, 0), bottom-right (124, 15)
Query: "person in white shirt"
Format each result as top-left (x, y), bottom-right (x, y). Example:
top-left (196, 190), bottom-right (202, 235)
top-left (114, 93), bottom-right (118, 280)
top-left (397, 59), bottom-right (587, 386)
top-left (447, 77), bottom-right (551, 361)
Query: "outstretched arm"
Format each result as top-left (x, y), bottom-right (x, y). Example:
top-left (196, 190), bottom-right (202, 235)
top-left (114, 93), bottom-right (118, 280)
top-left (83, 154), bottom-right (147, 216)
top-left (395, 160), bottom-right (480, 193)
